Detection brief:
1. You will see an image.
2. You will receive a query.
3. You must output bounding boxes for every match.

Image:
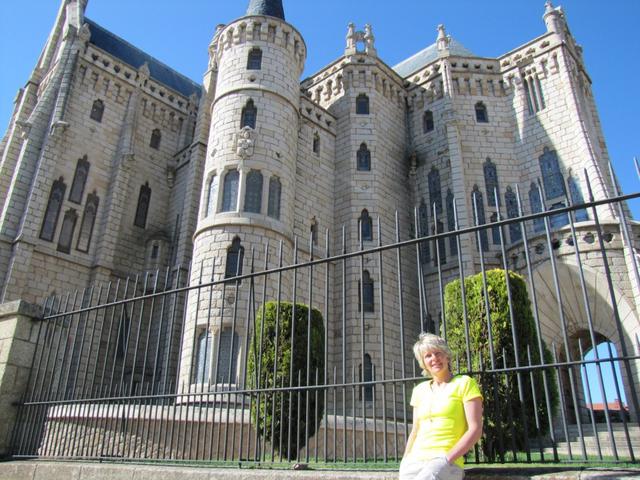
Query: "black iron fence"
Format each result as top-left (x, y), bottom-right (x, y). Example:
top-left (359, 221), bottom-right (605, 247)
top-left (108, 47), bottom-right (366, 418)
top-left (9, 171), bottom-right (640, 466)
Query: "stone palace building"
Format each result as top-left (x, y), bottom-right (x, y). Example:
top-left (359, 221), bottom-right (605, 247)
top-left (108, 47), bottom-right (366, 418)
top-left (1, 0), bottom-right (638, 418)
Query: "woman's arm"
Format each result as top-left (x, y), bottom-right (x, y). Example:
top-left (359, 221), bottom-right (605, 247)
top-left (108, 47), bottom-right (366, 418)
top-left (402, 408), bottom-right (419, 458)
top-left (444, 397), bottom-right (483, 464)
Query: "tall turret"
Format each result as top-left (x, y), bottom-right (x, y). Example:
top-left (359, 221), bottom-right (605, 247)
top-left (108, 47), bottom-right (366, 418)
top-left (178, 0), bottom-right (306, 389)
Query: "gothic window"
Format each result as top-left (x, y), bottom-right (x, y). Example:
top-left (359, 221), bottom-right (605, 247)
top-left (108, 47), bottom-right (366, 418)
top-left (524, 78), bottom-right (535, 115)
top-left (267, 176), bottom-right (281, 220)
top-left (418, 198), bottom-right (430, 264)
top-left (356, 94), bottom-right (370, 114)
top-left (247, 47), bottom-right (262, 70)
top-left (475, 102), bottom-right (489, 123)
top-left (536, 77), bottom-right (546, 110)
top-left (359, 209), bottom-right (373, 242)
top-left (195, 330), bottom-right (211, 384)
top-left (310, 217), bottom-right (318, 245)
top-left (483, 158), bottom-right (499, 207)
top-left (69, 156), bottom-right (90, 204)
top-left (90, 99), bottom-right (104, 122)
top-left (471, 186), bottom-right (488, 251)
top-left (40, 177), bottom-right (66, 242)
top-left (529, 183), bottom-right (545, 232)
top-left (221, 170), bottom-right (239, 212)
top-left (428, 167), bottom-right (442, 214)
top-left (358, 271), bottom-right (374, 313)
top-left (150, 129), bottom-right (161, 149)
top-left (241, 99), bottom-right (257, 129)
top-left (433, 220), bottom-right (446, 266)
top-left (423, 110), bottom-right (434, 133)
top-left (357, 143), bottom-right (371, 171)
top-left (244, 170), bottom-right (263, 213)
top-left (225, 236), bottom-right (244, 279)
top-left (57, 208), bottom-right (77, 254)
top-left (539, 147), bottom-right (565, 200)
top-left (206, 174), bottom-right (219, 217)
top-left (134, 182), bottom-right (151, 228)
top-left (568, 175), bottom-right (589, 222)
top-left (490, 212), bottom-right (501, 245)
top-left (216, 329), bottom-right (239, 384)
top-left (360, 353), bottom-right (374, 401)
top-left (313, 133), bottom-right (320, 155)
top-left (550, 202), bottom-right (569, 229)
top-left (505, 186), bottom-right (522, 243)
top-left (446, 189), bottom-right (457, 256)
top-left (76, 192), bottom-right (99, 253)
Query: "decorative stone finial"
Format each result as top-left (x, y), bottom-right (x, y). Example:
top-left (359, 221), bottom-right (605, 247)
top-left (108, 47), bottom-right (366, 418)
top-left (436, 24), bottom-right (451, 51)
top-left (78, 22), bottom-right (91, 44)
top-left (138, 62), bottom-right (150, 85)
top-left (345, 23), bottom-right (377, 57)
top-left (544, 0), bottom-right (554, 14)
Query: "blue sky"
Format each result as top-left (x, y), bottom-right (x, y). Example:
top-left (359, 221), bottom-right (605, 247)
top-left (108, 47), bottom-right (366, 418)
top-left (581, 342), bottom-right (627, 406)
top-left (1, 0), bottom-right (639, 216)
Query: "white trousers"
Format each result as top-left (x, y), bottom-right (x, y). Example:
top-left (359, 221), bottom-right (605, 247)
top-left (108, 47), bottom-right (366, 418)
top-left (399, 458), bottom-right (465, 480)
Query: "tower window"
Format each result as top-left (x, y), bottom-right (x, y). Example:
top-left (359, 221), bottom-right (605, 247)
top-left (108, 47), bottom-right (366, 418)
top-left (247, 48), bottom-right (262, 70)
top-left (310, 217), bottom-right (318, 245)
top-left (268, 176), bottom-right (282, 220)
top-left (206, 174), bottom-right (219, 217)
top-left (225, 237), bottom-right (244, 279)
top-left (504, 186), bottom-right (522, 243)
top-left (313, 133), bottom-right (320, 155)
top-left (216, 329), bottom-right (239, 384)
top-left (471, 186), bottom-right (488, 251)
top-left (358, 271), bottom-right (374, 313)
top-left (221, 170), bottom-right (240, 212)
top-left (428, 167), bottom-right (442, 214)
top-left (357, 143), bottom-right (371, 171)
top-left (568, 175), bottom-right (589, 222)
top-left (241, 99), bottom-right (257, 129)
top-left (194, 330), bottom-right (211, 384)
top-left (475, 102), bottom-right (489, 123)
top-left (57, 209), bottom-right (78, 254)
top-left (423, 110), bottom-right (434, 133)
top-left (483, 158), bottom-right (499, 207)
top-left (418, 198), bottom-right (430, 264)
top-left (40, 177), bottom-right (66, 242)
top-left (539, 147), bottom-right (565, 200)
top-left (244, 170), bottom-right (263, 214)
top-left (529, 183), bottom-right (545, 233)
top-left (76, 192), bottom-right (99, 253)
top-left (359, 354), bottom-right (374, 401)
top-left (359, 209), bottom-right (373, 242)
top-left (69, 156), bottom-right (90, 204)
top-left (356, 94), bottom-right (370, 114)
top-left (446, 189), bottom-right (457, 256)
top-left (90, 99), bottom-right (104, 122)
top-left (150, 129), bottom-right (162, 149)
top-left (134, 182), bottom-right (151, 228)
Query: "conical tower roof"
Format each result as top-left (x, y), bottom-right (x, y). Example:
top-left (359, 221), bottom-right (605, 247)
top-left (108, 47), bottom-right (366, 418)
top-left (246, 0), bottom-right (285, 20)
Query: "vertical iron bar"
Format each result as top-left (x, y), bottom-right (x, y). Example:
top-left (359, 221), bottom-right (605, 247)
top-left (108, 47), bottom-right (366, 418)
top-left (394, 211), bottom-right (409, 442)
top-left (376, 217), bottom-right (388, 462)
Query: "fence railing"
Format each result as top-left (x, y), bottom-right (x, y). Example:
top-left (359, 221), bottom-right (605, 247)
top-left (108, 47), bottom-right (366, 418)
top-left (9, 173), bottom-right (640, 466)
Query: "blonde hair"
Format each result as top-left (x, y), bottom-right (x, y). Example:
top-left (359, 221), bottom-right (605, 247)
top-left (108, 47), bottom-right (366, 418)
top-left (413, 332), bottom-right (453, 377)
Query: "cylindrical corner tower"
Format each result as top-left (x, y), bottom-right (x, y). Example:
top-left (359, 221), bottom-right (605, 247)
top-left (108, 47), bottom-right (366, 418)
top-left (178, 0), bottom-right (306, 390)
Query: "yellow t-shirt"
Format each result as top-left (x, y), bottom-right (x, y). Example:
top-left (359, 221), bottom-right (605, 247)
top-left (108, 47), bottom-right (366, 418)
top-left (407, 374), bottom-right (482, 467)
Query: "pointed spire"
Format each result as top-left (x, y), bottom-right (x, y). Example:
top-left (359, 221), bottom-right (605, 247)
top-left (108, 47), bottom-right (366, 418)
top-left (436, 24), bottom-right (450, 52)
top-left (246, 0), bottom-right (285, 20)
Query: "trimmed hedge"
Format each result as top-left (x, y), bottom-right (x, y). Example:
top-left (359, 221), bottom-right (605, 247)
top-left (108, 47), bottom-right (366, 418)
top-left (247, 301), bottom-right (325, 460)
top-left (444, 269), bottom-right (557, 460)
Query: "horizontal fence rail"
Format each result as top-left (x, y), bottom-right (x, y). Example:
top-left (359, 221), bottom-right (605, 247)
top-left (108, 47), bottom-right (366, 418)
top-left (9, 173), bottom-right (640, 467)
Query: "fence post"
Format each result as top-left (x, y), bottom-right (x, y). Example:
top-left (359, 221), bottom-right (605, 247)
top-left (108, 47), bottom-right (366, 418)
top-left (0, 300), bottom-right (42, 457)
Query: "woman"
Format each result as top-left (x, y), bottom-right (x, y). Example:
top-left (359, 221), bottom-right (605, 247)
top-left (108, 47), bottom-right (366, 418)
top-left (399, 333), bottom-right (483, 480)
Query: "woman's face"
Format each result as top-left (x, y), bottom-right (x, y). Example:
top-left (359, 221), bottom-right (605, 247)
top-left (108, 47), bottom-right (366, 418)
top-left (422, 348), bottom-right (450, 377)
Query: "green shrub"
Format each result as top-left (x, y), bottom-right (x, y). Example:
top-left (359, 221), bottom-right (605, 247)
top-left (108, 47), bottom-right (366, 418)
top-left (444, 269), bottom-right (557, 460)
top-left (247, 301), bottom-right (325, 460)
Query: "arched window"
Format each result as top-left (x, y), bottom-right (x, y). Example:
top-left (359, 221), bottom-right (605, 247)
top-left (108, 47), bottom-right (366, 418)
top-left (244, 170), bottom-right (263, 213)
top-left (357, 143), bottom-right (371, 171)
top-left (475, 102), bottom-right (488, 123)
top-left (539, 147), bottom-right (565, 200)
top-left (428, 167), bottom-right (442, 214)
top-left (359, 209), bottom-right (373, 242)
top-left (221, 170), bottom-right (239, 212)
top-left (69, 156), bottom-right (90, 204)
top-left (310, 217), bottom-right (318, 245)
top-left (195, 330), bottom-right (211, 384)
top-left (360, 353), bottom-right (374, 401)
top-left (267, 176), bottom-right (281, 219)
top-left (247, 47), bottom-right (262, 70)
top-left (356, 94), bottom-right (370, 114)
top-left (418, 198), bottom-right (430, 264)
top-left (90, 99), bottom-right (104, 122)
top-left (241, 99), bottom-right (257, 129)
top-left (433, 220), bottom-right (446, 266)
top-left (150, 129), bottom-right (161, 149)
top-left (423, 110), bottom-right (434, 133)
top-left (490, 212), bottom-right (501, 245)
top-left (505, 186), bottom-right (522, 243)
top-left (40, 177), bottom-right (66, 242)
top-left (206, 174), bottom-right (219, 217)
top-left (568, 175), bottom-right (589, 222)
top-left (57, 208), bottom-right (78, 254)
top-left (76, 192), bottom-right (99, 253)
top-left (483, 158), bottom-right (499, 207)
top-left (471, 186), bottom-right (488, 251)
top-left (446, 189), bottom-right (457, 256)
top-left (358, 270), bottom-right (374, 313)
top-left (313, 133), bottom-right (320, 155)
top-left (225, 236), bottom-right (244, 279)
top-left (529, 183), bottom-right (545, 232)
top-left (134, 182), bottom-right (151, 228)
top-left (216, 329), bottom-right (239, 384)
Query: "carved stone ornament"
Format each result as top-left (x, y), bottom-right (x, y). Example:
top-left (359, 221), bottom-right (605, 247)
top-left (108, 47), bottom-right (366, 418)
top-left (235, 126), bottom-right (255, 159)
